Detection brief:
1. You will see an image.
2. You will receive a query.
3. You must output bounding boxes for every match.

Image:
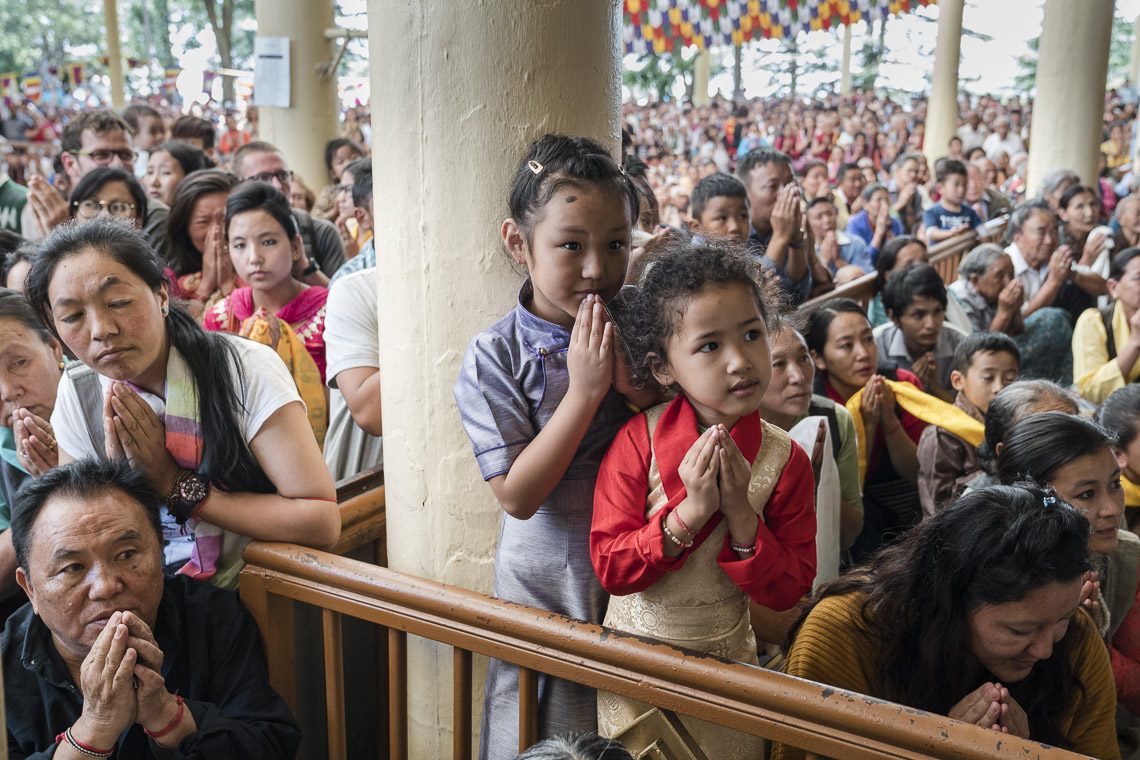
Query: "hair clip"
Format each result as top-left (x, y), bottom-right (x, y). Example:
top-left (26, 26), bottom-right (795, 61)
top-left (527, 160), bottom-right (544, 175)
top-left (1043, 495), bottom-right (1057, 507)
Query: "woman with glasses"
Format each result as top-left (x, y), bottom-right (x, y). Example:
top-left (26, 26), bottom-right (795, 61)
top-left (68, 167), bottom-right (145, 228)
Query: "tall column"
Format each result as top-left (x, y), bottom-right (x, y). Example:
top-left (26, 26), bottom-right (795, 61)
top-left (253, 0), bottom-right (339, 189)
top-left (1027, 0), bottom-right (1114, 195)
top-left (1130, 15), bottom-right (1140, 88)
top-left (923, 0), bottom-right (964, 166)
top-left (839, 24), bottom-right (853, 96)
top-left (103, 0), bottom-right (126, 109)
top-left (368, 1), bottom-right (621, 755)
top-left (693, 48), bottom-right (711, 106)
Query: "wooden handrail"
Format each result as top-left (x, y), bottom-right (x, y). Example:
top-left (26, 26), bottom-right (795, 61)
top-left (239, 542), bottom-right (1086, 760)
top-left (331, 467), bottom-right (385, 559)
top-left (797, 215), bottom-right (1010, 313)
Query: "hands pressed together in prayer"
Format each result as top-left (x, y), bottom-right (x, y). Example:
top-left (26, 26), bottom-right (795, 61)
top-left (12, 407), bottom-right (58, 477)
top-left (103, 382), bottom-right (180, 496)
top-left (675, 426), bottom-right (760, 557)
top-left (71, 611), bottom-right (196, 751)
top-left (949, 681), bottom-right (1029, 739)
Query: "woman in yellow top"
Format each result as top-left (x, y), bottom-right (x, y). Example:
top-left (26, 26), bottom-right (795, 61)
top-left (1099, 384), bottom-right (1140, 532)
top-left (1073, 247), bottom-right (1140, 403)
top-left (1103, 123), bottom-right (1130, 172)
top-left (775, 485), bottom-right (1119, 760)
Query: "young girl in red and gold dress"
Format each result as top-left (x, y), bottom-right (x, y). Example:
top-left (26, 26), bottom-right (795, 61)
top-left (590, 240), bottom-right (816, 759)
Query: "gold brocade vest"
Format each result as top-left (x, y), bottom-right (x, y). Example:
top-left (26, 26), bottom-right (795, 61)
top-left (599, 404), bottom-right (791, 760)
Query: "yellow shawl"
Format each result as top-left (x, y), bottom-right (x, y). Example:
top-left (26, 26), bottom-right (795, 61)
top-left (241, 315), bottom-right (328, 448)
top-left (845, 380), bottom-right (984, 485)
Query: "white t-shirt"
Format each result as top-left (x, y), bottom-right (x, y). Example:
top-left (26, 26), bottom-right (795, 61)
top-left (52, 333), bottom-right (302, 566)
top-left (323, 267), bottom-right (383, 480)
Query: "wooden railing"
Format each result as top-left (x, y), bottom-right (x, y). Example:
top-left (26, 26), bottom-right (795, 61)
top-left (332, 464), bottom-right (385, 563)
top-left (239, 539), bottom-right (1086, 760)
top-left (798, 215), bottom-right (1010, 312)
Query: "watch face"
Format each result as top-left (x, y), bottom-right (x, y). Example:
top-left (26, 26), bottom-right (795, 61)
top-left (179, 474), bottom-right (208, 503)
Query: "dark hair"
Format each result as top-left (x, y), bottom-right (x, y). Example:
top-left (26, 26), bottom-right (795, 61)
top-left (11, 458), bottom-right (163, 571)
top-left (514, 733), bottom-right (635, 760)
top-left (121, 104), bottom-right (161, 133)
top-left (1058, 184), bottom-right (1096, 211)
top-left (951, 330), bottom-right (1020, 375)
top-left (623, 155), bottom-right (659, 231)
top-left (997, 412), bottom-right (1115, 487)
top-left (803, 297), bottom-right (868, 356)
top-left (881, 262), bottom-right (947, 316)
top-left (0, 287), bottom-right (54, 344)
top-left (323, 138), bottom-right (364, 181)
top-left (874, 235), bottom-right (926, 293)
top-left (1010, 200), bottom-right (1055, 236)
top-left (615, 238), bottom-right (773, 390)
top-left (979, 380), bottom-right (1079, 468)
top-left (860, 182), bottom-right (888, 203)
top-left (351, 163), bottom-right (373, 210)
top-left (805, 196), bottom-right (836, 214)
top-left (935, 158), bottom-right (968, 184)
top-left (68, 167), bottom-right (147, 226)
top-left (837, 162), bottom-right (861, 181)
top-left (736, 148), bottom-right (792, 182)
top-left (61, 110), bottom-right (132, 154)
top-left (800, 158), bottom-right (827, 177)
top-left (1110, 247), bottom-right (1140, 281)
top-left (225, 181), bottom-right (301, 248)
top-left (2, 244), bottom-right (34, 289)
top-left (149, 140), bottom-right (211, 175)
top-left (0, 230), bottom-right (26, 256)
top-left (163, 169), bottom-right (241, 276)
top-left (25, 218), bottom-right (275, 495)
top-left (1098, 384), bottom-right (1140, 448)
top-left (507, 134), bottom-right (639, 241)
top-left (171, 115), bottom-right (216, 151)
top-left (788, 484), bottom-right (1092, 749)
top-left (689, 172), bottom-right (747, 219)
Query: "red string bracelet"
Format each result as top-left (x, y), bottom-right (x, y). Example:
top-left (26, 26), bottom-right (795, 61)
top-left (144, 695), bottom-right (186, 740)
top-left (56, 727), bottom-right (114, 757)
top-left (671, 509), bottom-right (695, 540)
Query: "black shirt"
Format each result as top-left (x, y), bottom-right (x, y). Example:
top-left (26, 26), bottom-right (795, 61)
top-left (2, 575), bottom-right (300, 759)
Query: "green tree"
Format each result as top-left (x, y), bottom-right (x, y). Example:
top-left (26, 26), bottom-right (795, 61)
top-left (624, 49), bottom-right (716, 104)
top-left (1016, 10), bottom-right (1133, 93)
top-left (0, 0), bottom-right (103, 75)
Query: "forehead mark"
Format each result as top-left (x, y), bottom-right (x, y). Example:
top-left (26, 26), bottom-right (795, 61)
top-left (564, 195), bottom-right (577, 203)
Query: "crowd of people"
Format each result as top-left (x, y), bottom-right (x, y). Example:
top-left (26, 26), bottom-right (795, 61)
top-left (0, 74), bottom-right (1136, 760)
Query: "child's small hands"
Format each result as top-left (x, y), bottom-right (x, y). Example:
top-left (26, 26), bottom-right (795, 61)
top-left (717, 426), bottom-right (753, 521)
top-left (678, 426), bottom-right (720, 519)
top-left (567, 295), bottom-right (614, 407)
top-left (1080, 569), bottom-right (1101, 614)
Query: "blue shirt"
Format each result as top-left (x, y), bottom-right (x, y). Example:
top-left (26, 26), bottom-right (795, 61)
top-left (845, 209), bottom-right (905, 260)
top-left (922, 202), bottom-right (982, 233)
top-left (331, 238), bottom-right (375, 284)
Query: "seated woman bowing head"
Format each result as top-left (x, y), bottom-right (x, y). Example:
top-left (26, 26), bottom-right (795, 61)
top-left (3, 459), bottom-right (301, 759)
top-left (204, 181), bottom-right (329, 446)
top-left (25, 217), bottom-right (338, 589)
top-left (775, 484), bottom-right (1120, 760)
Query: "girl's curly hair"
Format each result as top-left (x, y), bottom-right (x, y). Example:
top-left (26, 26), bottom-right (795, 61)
top-left (611, 236), bottom-right (783, 390)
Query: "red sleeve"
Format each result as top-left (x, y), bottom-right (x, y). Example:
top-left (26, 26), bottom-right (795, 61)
top-left (1110, 574), bottom-right (1140, 714)
top-left (717, 442), bottom-right (817, 611)
top-left (893, 369), bottom-right (928, 443)
top-left (590, 416), bottom-right (687, 596)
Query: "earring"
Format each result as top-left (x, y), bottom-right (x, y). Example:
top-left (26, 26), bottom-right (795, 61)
top-left (161, 305), bottom-right (169, 317)
top-left (58, 360), bottom-right (65, 370)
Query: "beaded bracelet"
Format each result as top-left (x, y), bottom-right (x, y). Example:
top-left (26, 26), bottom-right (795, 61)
top-left (144, 695), bottom-right (186, 740)
top-left (661, 516), bottom-right (693, 549)
top-left (730, 537), bottom-right (758, 555)
top-left (56, 727), bottom-right (114, 758)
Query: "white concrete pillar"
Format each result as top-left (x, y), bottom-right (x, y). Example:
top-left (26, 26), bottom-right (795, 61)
top-left (103, 0), bottom-right (126, 109)
top-left (368, 0), bottom-right (621, 754)
top-left (1027, 0), bottom-right (1114, 196)
top-left (693, 48), bottom-right (711, 106)
top-left (1130, 15), bottom-right (1140, 89)
top-left (923, 0), bottom-right (964, 167)
top-left (840, 25), bottom-right (853, 96)
top-left (253, 0), bottom-right (339, 188)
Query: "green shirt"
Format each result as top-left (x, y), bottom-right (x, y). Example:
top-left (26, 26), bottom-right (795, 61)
top-left (0, 175), bottom-right (26, 234)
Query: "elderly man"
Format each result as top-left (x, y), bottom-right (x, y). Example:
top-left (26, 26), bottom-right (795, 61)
top-left (2, 459), bottom-right (300, 759)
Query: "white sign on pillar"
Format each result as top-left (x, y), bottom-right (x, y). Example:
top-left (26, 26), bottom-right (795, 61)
top-left (253, 36), bottom-right (291, 108)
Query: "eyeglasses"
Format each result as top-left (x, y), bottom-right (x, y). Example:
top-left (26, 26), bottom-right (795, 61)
top-left (335, 184), bottom-right (352, 196)
top-left (73, 199), bottom-right (137, 219)
top-left (245, 170), bottom-right (294, 186)
top-left (71, 149), bottom-right (137, 165)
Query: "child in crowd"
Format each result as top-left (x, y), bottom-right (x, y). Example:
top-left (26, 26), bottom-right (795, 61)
top-left (922, 158), bottom-right (983, 244)
top-left (1073, 247), bottom-right (1140, 404)
top-left (804, 196), bottom-right (873, 275)
top-left (454, 134), bottom-right (639, 760)
top-left (688, 172), bottom-right (750, 245)
top-left (1097, 384), bottom-right (1140, 532)
top-left (590, 241), bottom-right (815, 760)
top-left (875, 263), bottom-right (966, 402)
top-left (916, 331), bottom-right (1020, 516)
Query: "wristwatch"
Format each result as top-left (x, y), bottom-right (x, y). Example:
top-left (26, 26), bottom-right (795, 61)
top-left (301, 259), bottom-right (320, 276)
top-left (168, 469), bottom-right (210, 525)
